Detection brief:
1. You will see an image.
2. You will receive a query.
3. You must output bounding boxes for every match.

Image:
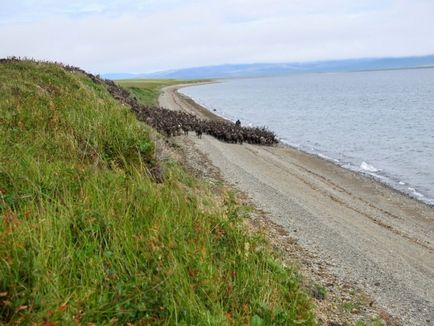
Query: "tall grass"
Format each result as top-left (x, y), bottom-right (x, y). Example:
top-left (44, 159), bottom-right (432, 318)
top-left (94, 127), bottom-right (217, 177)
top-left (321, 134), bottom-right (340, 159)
top-left (0, 61), bottom-right (314, 324)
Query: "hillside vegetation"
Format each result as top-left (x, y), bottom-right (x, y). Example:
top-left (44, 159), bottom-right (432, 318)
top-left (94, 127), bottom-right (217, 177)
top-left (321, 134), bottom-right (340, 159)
top-left (116, 79), bottom-right (204, 107)
top-left (0, 60), bottom-right (313, 325)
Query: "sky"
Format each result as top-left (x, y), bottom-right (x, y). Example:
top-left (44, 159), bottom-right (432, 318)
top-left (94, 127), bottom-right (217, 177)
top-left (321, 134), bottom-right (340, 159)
top-left (1, 0), bottom-right (434, 74)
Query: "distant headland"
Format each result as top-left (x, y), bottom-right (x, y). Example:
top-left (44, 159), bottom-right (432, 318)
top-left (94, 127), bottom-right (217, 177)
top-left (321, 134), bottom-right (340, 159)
top-left (104, 54), bottom-right (434, 80)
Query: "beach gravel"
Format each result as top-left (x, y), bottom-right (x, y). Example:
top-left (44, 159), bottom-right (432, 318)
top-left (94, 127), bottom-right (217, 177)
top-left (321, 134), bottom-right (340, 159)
top-left (159, 85), bottom-right (434, 326)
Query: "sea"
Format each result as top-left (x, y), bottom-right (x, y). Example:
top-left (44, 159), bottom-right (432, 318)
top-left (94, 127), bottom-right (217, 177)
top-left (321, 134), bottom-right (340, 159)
top-left (180, 68), bottom-right (434, 206)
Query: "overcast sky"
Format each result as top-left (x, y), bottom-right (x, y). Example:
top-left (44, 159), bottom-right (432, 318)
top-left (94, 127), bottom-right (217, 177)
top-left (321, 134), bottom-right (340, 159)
top-left (1, 0), bottom-right (434, 74)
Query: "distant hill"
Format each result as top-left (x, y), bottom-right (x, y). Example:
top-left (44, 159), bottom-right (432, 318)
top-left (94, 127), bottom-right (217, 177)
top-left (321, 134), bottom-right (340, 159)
top-left (103, 54), bottom-right (434, 80)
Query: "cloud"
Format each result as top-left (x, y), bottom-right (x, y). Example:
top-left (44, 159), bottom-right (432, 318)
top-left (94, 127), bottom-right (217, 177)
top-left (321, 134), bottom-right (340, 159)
top-left (1, 0), bottom-right (434, 73)
top-left (0, 0), bottom-right (184, 21)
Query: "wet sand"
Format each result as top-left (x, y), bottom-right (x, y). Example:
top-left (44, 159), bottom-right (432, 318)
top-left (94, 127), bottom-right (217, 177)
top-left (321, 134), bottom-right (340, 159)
top-left (159, 84), bottom-right (434, 326)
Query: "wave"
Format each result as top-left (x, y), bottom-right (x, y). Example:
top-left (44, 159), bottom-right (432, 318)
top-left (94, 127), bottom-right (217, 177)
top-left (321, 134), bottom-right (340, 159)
top-left (408, 187), bottom-right (425, 198)
top-left (360, 161), bottom-right (380, 173)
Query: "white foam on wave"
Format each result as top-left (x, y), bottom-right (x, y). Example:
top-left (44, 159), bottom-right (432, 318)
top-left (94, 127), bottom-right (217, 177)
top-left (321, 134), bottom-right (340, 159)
top-left (408, 187), bottom-right (424, 198)
top-left (360, 161), bottom-right (380, 173)
top-left (399, 181), bottom-right (406, 185)
top-left (367, 172), bottom-right (387, 181)
top-left (317, 153), bottom-right (340, 163)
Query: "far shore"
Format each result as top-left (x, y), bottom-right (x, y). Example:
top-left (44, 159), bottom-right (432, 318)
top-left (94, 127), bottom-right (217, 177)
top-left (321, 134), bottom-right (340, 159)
top-left (159, 83), bottom-right (434, 325)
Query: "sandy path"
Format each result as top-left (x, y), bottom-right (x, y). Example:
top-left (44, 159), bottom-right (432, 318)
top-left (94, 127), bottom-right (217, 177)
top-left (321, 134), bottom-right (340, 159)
top-left (159, 85), bottom-right (434, 325)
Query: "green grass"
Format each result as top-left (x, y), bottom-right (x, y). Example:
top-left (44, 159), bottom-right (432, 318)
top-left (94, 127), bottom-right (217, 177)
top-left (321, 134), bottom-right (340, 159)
top-left (0, 60), bottom-right (314, 325)
top-left (116, 79), bottom-right (209, 106)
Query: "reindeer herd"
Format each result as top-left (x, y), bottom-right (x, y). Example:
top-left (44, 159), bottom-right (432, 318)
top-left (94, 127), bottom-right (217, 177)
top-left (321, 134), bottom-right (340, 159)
top-left (103, 79), bottom-right (279, 146)
top-left (2, 57), bottom-right (278, 146)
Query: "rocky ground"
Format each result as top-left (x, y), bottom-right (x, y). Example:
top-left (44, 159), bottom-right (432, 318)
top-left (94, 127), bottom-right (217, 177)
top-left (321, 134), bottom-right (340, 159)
top-left (159, 85), bottom-right (434, 326)
top-left (172, 135), bottom-right (399, 326)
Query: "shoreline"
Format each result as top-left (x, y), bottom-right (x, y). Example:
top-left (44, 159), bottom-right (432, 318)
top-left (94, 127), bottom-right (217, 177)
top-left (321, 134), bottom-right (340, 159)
top-left (164, 83), bottom-right (434, 248)
top-left (176, 83), bottom-right (434, 209)
top-left (159, 82), bottom-right (226, 121)
top-left (159, 83), bottom-right (434, 325)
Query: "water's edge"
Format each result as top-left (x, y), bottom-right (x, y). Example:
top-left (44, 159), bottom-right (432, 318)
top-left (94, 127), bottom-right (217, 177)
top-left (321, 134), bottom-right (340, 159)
top-left (178, 84), bottom-right (434, 208)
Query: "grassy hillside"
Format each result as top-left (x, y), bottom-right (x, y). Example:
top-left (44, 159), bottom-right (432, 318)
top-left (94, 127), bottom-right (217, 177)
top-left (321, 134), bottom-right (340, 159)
top-left (0, 60), bottom-right (313, 325)
top-left (116, 79), bottom-right (208, 106)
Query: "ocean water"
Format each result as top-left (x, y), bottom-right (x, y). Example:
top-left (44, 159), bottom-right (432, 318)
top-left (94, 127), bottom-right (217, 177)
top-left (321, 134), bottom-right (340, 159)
top-left (180, 68), bottom-right (434, 205)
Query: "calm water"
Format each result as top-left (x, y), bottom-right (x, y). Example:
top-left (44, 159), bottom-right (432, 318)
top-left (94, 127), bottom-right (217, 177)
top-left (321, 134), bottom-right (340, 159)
top-left (180, 68), bottom-right (434, 205)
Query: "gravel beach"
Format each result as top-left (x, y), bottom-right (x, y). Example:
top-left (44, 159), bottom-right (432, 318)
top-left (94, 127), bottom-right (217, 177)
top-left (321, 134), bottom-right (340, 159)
top-left (159, 84), bottom-right (434, 326)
